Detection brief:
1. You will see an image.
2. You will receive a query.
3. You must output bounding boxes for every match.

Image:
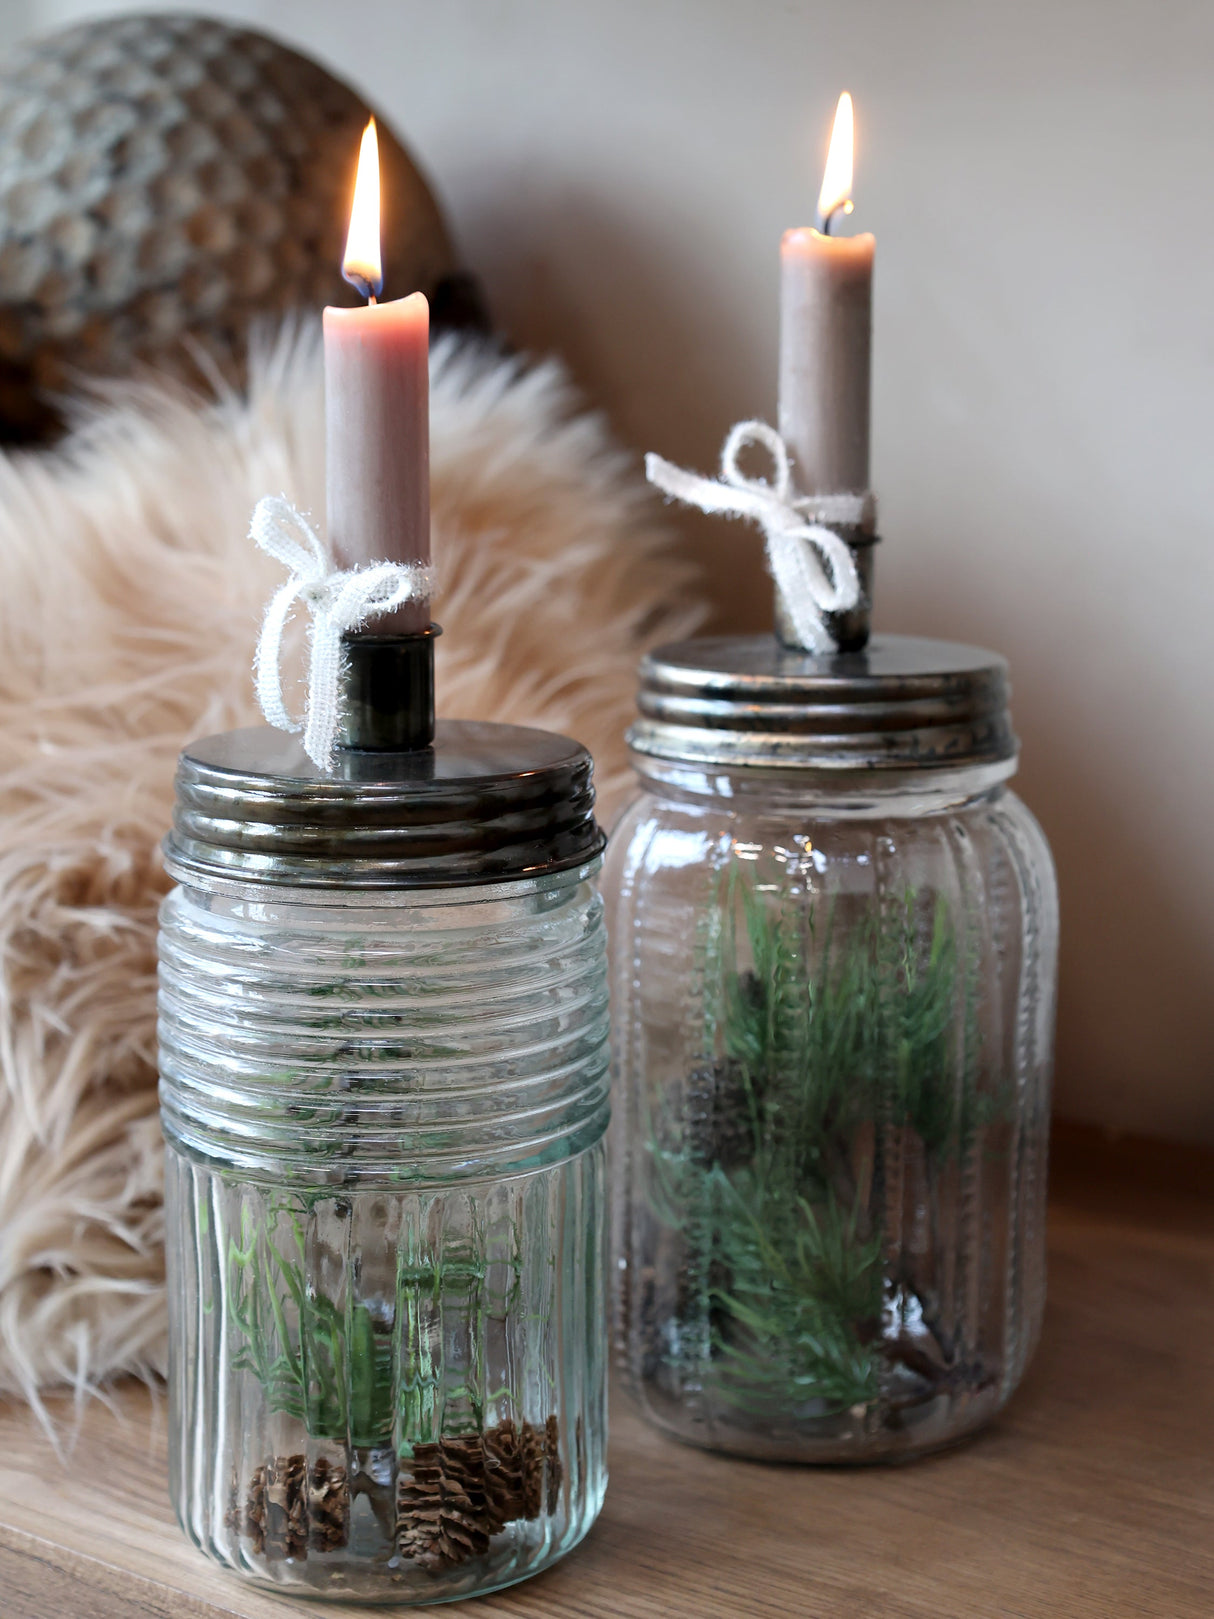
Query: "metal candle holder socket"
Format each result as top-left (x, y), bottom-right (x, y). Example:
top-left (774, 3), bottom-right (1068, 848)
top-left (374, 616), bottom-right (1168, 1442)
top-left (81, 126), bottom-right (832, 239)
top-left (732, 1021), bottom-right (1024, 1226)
top-left (337, 625), bottom-right (439, 752)
top-left (774, 526), bottom-right (879, 654)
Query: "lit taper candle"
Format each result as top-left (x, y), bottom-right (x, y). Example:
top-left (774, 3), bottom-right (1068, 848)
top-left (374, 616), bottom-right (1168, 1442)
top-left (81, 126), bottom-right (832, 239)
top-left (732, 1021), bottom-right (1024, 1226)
top-left (324, 118), bottom-right (430, 633)
top-left (778, 92), bottom-right (874, 502)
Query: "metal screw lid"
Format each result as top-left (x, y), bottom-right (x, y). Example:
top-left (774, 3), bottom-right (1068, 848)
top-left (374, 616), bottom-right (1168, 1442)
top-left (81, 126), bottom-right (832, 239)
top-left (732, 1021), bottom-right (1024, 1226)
top-left (165, 719), bottom-right (604, 889)
top-left (629, 633), bottom-right (1018, 773)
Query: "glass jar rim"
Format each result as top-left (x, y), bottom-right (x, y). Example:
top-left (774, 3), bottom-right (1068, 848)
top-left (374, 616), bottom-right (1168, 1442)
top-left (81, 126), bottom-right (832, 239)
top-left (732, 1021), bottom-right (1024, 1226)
top-left (626, 753), bottom-right (1017, 813)
top-left (165, 855), bottom-right (603, 910)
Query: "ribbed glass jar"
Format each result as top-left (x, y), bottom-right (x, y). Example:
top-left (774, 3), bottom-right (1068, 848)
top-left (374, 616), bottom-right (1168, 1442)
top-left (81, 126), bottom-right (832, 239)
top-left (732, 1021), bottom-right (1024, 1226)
top-left (160, 863), bottom-right (608, 1603)
top-left (607, 754), bottom-right (1058, 1463)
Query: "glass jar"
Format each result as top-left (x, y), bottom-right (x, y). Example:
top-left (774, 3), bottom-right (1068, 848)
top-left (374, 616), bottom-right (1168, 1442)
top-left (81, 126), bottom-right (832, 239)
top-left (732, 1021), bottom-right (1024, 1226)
top-left (159, 722), bottom-right (609, 1602)
top-left (607, 634), bottom-right (1058, 1463)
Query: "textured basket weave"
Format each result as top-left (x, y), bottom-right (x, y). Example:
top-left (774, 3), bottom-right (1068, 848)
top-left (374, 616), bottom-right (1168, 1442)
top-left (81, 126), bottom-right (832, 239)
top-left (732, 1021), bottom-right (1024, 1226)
top-left (0, 13), bottom-right (462, 437)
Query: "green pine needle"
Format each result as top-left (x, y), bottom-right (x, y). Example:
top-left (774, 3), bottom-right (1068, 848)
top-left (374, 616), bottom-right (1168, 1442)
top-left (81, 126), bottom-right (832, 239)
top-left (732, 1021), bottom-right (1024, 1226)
top-left (226, 1198), bottom-right (495, 1450)
top-left (646, 861), bottom-right (993, 1418)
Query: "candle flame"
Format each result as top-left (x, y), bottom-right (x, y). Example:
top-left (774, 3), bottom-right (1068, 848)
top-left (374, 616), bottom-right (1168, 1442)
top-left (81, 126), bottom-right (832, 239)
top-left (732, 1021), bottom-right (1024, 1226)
top-left (342, 118), bottom-right (383, 300)
top-left (817, 92), bottom-right (855, 232)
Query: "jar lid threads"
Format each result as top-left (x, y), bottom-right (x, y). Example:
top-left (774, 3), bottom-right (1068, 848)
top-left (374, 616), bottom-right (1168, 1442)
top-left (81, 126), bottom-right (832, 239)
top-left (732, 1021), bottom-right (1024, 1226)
top-left (629, 633), bottom-right (1017, 773)
top-left (165, 719), bottom-right (605, 889)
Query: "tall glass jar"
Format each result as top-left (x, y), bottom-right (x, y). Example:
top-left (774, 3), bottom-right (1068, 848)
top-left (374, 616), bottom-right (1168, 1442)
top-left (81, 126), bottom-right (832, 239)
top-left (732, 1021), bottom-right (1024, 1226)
top-left (607, 635), bottom-right (1058, 1463)
top-left (160, 721), bottom-right (609, 1603)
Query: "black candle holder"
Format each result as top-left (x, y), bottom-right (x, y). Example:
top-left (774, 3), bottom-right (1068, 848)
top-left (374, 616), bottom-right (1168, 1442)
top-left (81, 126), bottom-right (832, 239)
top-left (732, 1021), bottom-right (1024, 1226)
top-left (773, 527), bottom-right (879, 654)
top-left (337, 625), bottom-right (440, 752)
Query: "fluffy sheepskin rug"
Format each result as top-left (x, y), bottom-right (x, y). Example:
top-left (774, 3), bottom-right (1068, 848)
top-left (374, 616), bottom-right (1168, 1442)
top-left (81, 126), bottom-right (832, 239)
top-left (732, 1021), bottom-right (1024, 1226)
top-left (0, 325), bottom-right (703, 1415)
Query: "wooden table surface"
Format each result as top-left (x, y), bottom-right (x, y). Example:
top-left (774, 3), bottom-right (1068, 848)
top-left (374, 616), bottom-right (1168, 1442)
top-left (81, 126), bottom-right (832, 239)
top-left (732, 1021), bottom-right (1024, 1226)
top-left (1, 1124), bottom-right (1211, 1618)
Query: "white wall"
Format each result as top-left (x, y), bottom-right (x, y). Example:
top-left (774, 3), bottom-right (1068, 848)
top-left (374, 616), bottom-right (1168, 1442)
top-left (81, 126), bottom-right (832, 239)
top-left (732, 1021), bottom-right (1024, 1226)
top-left (13, 0), bottom-right (1214, 1140)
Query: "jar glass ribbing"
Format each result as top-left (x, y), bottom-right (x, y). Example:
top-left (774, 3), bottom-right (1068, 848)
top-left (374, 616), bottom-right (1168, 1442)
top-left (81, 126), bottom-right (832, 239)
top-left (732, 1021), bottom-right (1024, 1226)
top-left (160, 863), bottom-right (608, 1603)
top-left (607, 757), bottom-right (1057, 1462)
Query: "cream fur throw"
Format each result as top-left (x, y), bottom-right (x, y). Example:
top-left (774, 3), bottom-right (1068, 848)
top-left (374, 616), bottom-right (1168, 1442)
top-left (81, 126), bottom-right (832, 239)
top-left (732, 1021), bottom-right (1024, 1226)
top-left (0, 326), bottom-right (702, 1416)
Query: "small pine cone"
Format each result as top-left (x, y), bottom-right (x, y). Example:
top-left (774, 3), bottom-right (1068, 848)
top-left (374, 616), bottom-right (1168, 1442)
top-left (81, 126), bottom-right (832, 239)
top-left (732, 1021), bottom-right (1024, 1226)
top-left (223, 1475), bottom-right (242, 1538)
top-left (484, 1416), bottom-right (562, 1526)
top-left (397, 1505), bottom-right (444, 1572)
top-left (260, 1454), bottom-right (308, 1560)
top-left (544, 1415), bottom-right (563, 1516)
top-left (519, 1422), bottom-right (545, 1521)
top-left (438, 1435), bottom-right (490, 1521)
top-left (482, 1418), bottom-right (525, 1531)
top-left (242, 1464), bottom-right (268, 1557)
top-left (684, 1058), bottom-right (753, 1171)
top-left (308, 1457), bottom-right (350, 1553)
top-left (684, 1063), bottom-right (715, 1157)
top-left (482, 1418), bottom-right (521, 1528)
top-left (396, 1440), bottom-right (491, 1574)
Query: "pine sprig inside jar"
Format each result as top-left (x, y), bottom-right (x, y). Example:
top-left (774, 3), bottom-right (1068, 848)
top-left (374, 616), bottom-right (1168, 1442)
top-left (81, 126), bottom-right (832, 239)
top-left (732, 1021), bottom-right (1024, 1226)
top-left (643, 862), bottom-right (1008, 1428)
top-left (222, 1197), bottom-right (564, 1573)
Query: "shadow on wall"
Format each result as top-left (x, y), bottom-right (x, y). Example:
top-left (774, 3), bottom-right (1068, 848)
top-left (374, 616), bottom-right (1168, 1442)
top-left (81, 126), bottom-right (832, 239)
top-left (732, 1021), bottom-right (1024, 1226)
top-left (460, 182), bottom-right (774, 634)
top-left (887, 573), bottom-right (1214, 1146)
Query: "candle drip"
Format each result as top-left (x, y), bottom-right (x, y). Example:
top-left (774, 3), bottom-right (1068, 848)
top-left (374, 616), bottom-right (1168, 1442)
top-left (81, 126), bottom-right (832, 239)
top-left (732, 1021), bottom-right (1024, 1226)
top-left (250, 495), bottom-right (434, 771)
top-left (646, 422), bottom-right (870, 654)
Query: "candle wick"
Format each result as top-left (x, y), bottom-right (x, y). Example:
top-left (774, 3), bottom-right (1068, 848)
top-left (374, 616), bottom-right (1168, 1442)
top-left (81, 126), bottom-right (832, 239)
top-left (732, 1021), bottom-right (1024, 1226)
top-left (817, 198), bottom-right (856, 237)
top-left (368, 294), bottom-right (377, 306)
top-left (341, 267), bottom-right (384, 302)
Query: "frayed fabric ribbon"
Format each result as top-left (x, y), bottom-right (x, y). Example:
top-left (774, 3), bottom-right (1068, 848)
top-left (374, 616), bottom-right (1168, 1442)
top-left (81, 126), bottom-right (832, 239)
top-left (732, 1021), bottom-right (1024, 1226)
top-left (645, 421), bottom-right (872, 653)
top-left (251, 495), bottom-right (434, 773)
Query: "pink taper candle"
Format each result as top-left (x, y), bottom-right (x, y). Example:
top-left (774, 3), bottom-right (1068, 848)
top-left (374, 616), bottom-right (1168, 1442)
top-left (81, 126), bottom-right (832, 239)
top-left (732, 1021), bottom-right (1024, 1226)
top-left (778, 93), bottom-right (874, 502)
top-left (323, 119), bottom-right (430, 634)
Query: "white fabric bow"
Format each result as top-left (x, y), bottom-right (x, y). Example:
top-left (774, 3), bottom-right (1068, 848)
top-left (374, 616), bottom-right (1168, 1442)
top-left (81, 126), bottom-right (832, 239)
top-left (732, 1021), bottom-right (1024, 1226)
top-left (645, 420), bottom-right (870, 653)
top-left (251, 495), bottom-right (434, 773)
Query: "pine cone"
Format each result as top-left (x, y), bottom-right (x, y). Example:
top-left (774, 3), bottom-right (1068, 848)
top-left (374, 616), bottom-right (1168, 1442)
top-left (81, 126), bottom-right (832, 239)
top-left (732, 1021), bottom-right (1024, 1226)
top-left (395, 1418), bottom-right (563, 1572)
top-left (519, 1422), bottom-right (545, 1521)
top-left (437, 1435), bottom-right (491, 1524)
top-left (685, 1057), bottom-right (754, 1171)
top-left (308, 1456), bottom-right (350, 1554)
top-left (482, 1418), bottom-right (525, 1531)
top-left (260, 1454), bottom-right (308, 1560)
top-left (237, 1454), bottom-right (350, 1560)
top-left (223, 1478), bottom-right (245, 1546)
top-left (483, 1414), bottom-right (563, 1528)
top-left (545, 1414), bottom-right (564, 1516)
top-left (396, 1440), bottom-right (491, 1574)
top-left (241, 1463), bottom-right (269, 1557)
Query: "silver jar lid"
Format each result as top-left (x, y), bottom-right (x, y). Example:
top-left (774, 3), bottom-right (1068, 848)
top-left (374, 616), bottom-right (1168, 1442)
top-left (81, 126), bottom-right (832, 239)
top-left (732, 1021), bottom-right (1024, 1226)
top-left (164, 719), bottom-right (604, 888)
top-left (629, 633), bottom-right (1017, 772)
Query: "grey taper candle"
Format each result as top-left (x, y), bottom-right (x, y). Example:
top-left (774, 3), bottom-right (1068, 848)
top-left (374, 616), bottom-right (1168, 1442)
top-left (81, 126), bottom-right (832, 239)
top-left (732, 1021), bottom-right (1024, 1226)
top-left (323, 120), bottom-right (431, 635)
top-left (777, 94), bottom-right (874, 502)
top-left (777, 226), bottom-right (873, 501)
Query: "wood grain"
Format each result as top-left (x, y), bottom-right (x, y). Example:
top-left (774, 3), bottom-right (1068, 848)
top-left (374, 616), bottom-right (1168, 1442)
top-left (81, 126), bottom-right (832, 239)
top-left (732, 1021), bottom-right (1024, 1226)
top-left (1, 1124), bottom-right (1211, 1618)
